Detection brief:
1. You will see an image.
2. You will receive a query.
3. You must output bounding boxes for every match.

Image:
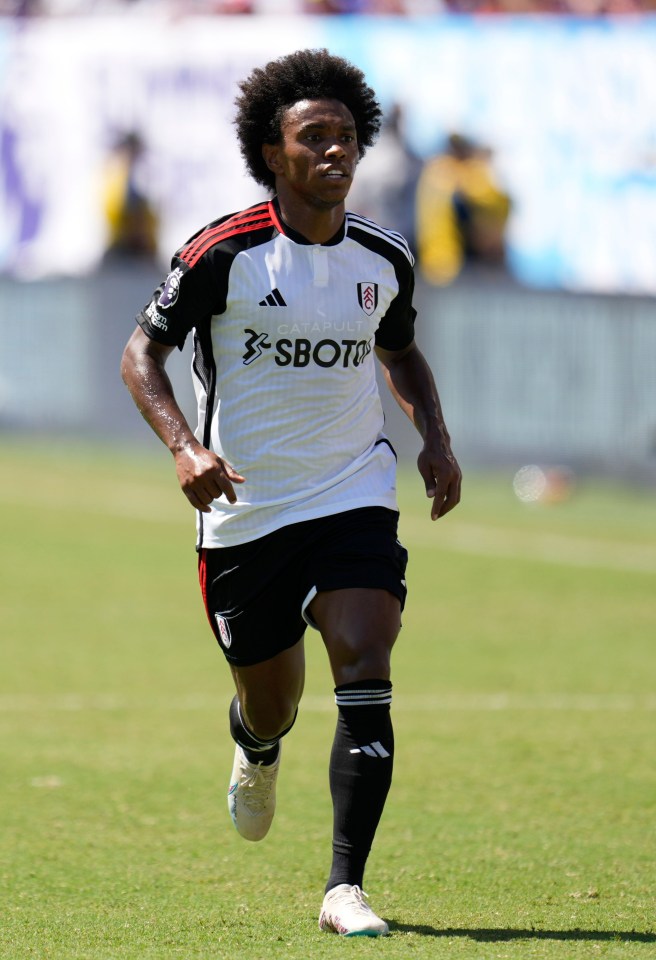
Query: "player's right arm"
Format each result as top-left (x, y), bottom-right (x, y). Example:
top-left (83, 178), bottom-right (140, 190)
top-left (120, 327), bottom-right (245, 512)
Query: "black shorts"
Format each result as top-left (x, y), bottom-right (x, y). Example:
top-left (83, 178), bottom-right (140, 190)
top-left (198, 507), bottom-right (408, 667)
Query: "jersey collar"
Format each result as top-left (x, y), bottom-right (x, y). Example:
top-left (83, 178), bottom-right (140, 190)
top-left (269, 197), bottom-right (345, 247)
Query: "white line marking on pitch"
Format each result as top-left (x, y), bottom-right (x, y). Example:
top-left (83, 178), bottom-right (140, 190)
top-left (401, 520), bottom-right (656, 575)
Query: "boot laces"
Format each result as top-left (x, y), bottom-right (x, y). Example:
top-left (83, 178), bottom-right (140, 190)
top-left (240, 760), bottom-right (277, 814)
top-left (332, 885), bottom-right (374, 916)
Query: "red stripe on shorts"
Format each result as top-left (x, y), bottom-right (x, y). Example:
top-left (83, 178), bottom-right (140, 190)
top-left (198, 549), bottom-right (214, 628)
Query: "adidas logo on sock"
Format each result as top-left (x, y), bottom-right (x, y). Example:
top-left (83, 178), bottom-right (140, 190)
top-left (349, 741), bottom-right (391, 758)
top-left (258, 288), bottom-right (287, 306)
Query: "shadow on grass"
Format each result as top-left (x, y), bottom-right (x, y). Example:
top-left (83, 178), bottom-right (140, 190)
top-left (387, 924), bottom-right (656, 943)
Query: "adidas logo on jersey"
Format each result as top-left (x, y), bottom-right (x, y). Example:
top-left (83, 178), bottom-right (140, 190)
top-left (258, 287), bottom-right (287, 306)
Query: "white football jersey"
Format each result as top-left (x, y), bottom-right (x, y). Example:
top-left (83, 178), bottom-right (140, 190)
top-left (137, 199), bottom-right (417, 548)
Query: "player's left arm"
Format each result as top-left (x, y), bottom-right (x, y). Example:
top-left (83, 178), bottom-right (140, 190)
top-left (375, 341), bottom-right (462, 520)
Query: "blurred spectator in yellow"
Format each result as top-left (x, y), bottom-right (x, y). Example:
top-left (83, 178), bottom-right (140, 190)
top-left (415, 132), bottom-right (511, 286)
top-left (102, 131), bottom-right (158, 264)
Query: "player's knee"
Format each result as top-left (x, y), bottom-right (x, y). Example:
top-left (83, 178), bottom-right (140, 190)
top-left (243, 698), bottom-right (298, 742)
top-left (331, 644), bottom-right (392, 687)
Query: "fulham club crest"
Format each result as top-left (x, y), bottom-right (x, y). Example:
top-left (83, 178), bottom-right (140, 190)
top-left (215, 613), bottom-right (232, 649)
top-left (357, 282), bottom-right (378, 317)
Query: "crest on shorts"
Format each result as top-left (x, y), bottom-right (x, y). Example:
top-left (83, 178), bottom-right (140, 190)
top-left (357, 282), bottom-right (378, 317)
top-left (215, 613), bottom-right (232, 649)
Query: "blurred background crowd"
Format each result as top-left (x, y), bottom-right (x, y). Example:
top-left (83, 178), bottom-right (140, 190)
top-left (1, 0), bottom-right (654, 17)
top-left (0, 10), bottom-right (654, 485)
top-left (99, 113), bottom-right (514, 287)
top-left (2, 10), bottom-right (654, 291)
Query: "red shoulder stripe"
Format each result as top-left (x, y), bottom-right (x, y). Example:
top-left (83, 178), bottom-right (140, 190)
top-left (182, 213), bottom-right (273, 268)
top-left (185, 218), bottom-right (275, 269)
top-left (180, 203), bottom-right (273, 267)
top-left (181, 204), bottom-right (271, 265)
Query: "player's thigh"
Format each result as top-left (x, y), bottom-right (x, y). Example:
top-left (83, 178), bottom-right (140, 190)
top-left (310, 586), bottom-right (402, 685)
top-left (300, 507), bottom-right (408, 684)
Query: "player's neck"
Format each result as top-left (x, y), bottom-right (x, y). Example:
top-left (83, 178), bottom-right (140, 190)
top-left (274, 192), bottom-right (346, 245)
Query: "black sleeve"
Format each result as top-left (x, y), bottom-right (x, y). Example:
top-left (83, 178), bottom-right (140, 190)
top-left (374, 256), bottom-right (417, 352)
top-left (136, 253), bottom-right (223, 350)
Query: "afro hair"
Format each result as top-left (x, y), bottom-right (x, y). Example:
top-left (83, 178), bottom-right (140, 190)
top-left (234, 48), bottom-right (382, 191)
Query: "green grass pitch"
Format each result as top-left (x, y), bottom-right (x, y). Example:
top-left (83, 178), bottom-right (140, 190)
top-left (1, 440), bottom-right (654, 959)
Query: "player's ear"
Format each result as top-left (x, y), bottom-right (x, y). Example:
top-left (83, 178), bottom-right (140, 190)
top-left (262, 142), bottom-right (282, 175)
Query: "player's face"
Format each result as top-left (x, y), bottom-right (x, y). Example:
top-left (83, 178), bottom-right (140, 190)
top-left (263, 99), bottom-right (359, 209)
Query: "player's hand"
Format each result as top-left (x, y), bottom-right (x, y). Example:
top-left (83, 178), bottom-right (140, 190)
top-left (173, 443), bottom-right (246, 513)
top-left (417, 434), bottom-right (462, 521)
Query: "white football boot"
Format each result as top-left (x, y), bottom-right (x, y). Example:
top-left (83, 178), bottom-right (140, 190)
top-left (319, 884), bottom-right (389, 937)
top-left (227, 744), bottom-right (280, 841)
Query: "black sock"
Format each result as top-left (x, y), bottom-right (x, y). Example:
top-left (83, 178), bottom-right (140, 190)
top-left (228, 695), bottom-right (283, 765)
top-left (228, 695), bottom-right (298, 765)
top-left (326, 679), bottom-right (394, 893)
